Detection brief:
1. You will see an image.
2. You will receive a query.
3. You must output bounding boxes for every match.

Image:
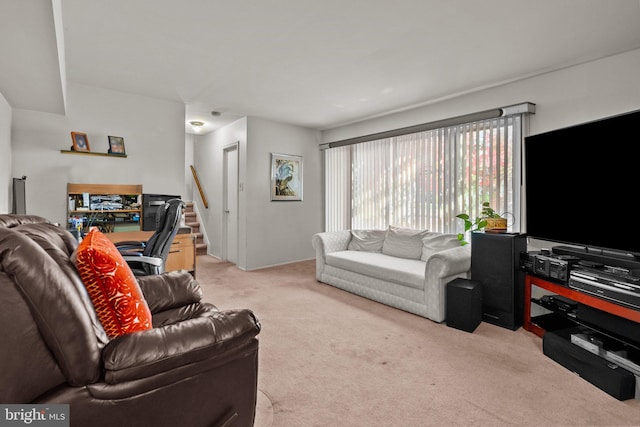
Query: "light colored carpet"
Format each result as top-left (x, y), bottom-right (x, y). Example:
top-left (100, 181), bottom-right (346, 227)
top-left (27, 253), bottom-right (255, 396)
top-left (195, 256), bottom-right (640, 426)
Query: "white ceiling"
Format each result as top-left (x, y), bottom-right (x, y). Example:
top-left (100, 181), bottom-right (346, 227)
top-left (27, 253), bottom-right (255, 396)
top-left (2, 0), bottom-right (640, 135)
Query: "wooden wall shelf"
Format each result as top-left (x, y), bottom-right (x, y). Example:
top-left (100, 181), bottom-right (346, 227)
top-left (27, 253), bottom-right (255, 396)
top-left (60, 150), bottom-right (127, 158)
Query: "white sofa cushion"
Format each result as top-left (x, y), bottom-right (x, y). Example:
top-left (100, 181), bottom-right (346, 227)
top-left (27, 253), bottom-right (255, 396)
top-left (325, 250), bottom-right (426, 290)
top-left (421, 233), bottom-right (461, 261)
top-left (348, 229), bottom-right (386, 252)
top-left (382, 226), bottom-right (429, 259)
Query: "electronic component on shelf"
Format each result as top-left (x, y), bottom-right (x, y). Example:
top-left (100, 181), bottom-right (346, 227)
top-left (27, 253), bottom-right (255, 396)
top-left (540, 294), bottom-right (578, 314)
top-left (520, 251), bottom-right (536, 273)
top-left (520, 251), bottom-right (580, 284)
top-left (569, 267), bottom-right (640, 310)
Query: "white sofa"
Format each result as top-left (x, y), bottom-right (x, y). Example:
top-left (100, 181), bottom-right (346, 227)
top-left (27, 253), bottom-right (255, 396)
top-left (312, 226), bottom-right (472, 322)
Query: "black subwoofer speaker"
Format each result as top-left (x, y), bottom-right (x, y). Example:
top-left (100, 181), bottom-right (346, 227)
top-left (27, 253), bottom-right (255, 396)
top-left (471, 232), bottom-right (526, 330)
top-left (446, 278), bottom-right (482, 333)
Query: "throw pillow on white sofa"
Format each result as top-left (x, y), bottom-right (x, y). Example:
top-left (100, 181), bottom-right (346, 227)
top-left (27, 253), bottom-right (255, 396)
top-left (382, 225), bottom-right (430, 260)
top-left (348, 229), bottom-right (386, 252)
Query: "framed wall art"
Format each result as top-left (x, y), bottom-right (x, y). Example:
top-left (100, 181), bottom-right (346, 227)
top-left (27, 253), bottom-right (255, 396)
top-left (71, 132), bottom-right (90, 152)
top-left (108, 136), bottom-right (126, 154)
top-left (271, 153), bottom-right (302, 201)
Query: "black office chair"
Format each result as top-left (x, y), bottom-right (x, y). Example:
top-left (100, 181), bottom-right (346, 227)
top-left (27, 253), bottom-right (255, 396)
top-left (116, 198), bottom-right (185, 276)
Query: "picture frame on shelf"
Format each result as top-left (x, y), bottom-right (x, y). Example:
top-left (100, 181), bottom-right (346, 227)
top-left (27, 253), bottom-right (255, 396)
top-left (108, 136), bottom-right (126, 154)
top-left (71, 132), bottom-right (90, 152)
top-left (270, 153), bottom-right (303, 201)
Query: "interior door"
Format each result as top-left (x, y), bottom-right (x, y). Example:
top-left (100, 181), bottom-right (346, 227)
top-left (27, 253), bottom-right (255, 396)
top-left (223, 144), bottom-right (239, 264)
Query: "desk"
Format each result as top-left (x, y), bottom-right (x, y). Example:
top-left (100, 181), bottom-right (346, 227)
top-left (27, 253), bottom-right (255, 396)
top-left (106, 228), bottom-right (196, 277)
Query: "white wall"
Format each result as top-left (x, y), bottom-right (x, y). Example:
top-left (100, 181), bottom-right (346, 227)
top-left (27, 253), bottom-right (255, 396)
top-left (193, 116), bottom-right (322, 270)
top-left (11, 82), bottom-right (185, 225)
top-left (0, 92), bottom-right (11, 213)
top-left (245, 117), bottom-right (322, 270)
top-left (184, 133), bottom-right (195, 203)
top-left (322, 48), bottom-right (640, 144)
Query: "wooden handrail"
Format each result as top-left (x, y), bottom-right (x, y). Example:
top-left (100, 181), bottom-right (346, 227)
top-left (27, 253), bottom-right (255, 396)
top-left (190, 165), bottom-right (209, 209)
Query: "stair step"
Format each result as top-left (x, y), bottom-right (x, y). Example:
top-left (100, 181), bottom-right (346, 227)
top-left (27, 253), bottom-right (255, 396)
top-left (182, 202), bottom-right (207, 255)
top-left (196, 243), bottom-right (208, 255)
top-left (186, 223), bottom-right (200, 233)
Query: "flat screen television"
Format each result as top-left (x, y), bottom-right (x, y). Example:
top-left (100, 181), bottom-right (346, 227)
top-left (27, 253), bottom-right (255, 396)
top-left (524, 108), bottom-right (640, 258)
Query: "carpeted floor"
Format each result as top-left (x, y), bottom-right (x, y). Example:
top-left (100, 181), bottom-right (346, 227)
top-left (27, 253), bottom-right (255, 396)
top-left (195, 255), bottom-right (640, 426)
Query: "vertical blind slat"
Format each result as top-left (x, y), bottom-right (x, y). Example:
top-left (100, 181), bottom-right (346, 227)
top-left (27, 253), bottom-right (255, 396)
top-left (323, 115), bottom-right (522, 234)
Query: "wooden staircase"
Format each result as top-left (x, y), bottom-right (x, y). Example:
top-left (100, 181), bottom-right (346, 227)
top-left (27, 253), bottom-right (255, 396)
top-left (184, 202), bottom-right (208, 255)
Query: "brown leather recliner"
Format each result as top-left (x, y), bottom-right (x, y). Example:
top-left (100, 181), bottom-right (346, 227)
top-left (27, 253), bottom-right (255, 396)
top-left (0, 214), bottom-right (261, 427)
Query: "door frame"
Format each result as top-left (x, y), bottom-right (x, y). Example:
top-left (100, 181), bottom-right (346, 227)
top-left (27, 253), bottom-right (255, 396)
top-left (222, 142), bottom-right (239, 263)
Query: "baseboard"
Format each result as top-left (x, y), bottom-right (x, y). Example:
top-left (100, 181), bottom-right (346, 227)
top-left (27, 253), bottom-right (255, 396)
top-left (244, 257), bottom-right (315, 272)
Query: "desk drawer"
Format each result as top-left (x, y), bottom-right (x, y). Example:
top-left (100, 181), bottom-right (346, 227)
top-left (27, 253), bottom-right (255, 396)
top-left (166, 234), bottom-right (196, 275)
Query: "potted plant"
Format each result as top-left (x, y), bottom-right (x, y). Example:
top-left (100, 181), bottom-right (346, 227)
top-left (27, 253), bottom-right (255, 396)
top-left (456, 202), bottom-right (507, 245)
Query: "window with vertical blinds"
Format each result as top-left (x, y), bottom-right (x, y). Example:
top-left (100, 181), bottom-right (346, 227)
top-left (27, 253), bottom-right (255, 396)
top-left (324, 114), bottom-right (524, 237)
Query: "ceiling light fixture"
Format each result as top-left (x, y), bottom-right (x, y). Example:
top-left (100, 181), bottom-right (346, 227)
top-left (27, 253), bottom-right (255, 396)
top-left (189, 121), bottom-right (205, 127)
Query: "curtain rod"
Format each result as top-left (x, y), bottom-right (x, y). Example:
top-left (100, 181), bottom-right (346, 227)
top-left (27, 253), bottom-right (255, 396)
top-left (320, 102), bottom-right (536, 150)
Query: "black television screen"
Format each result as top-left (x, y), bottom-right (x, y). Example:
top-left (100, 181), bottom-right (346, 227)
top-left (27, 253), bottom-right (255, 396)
top-left (524, 109), bottom-right (640, 256)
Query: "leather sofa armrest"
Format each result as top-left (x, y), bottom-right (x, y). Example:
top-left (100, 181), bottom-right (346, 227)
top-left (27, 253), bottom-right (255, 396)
top-left (137, 271), bottom-right (203, 314)
top-left (102, 307), bottom-right (260, 384)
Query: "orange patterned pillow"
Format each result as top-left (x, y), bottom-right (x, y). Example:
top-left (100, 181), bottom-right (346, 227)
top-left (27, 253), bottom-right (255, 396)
top-left (75, 228), bottom-right (152, 339)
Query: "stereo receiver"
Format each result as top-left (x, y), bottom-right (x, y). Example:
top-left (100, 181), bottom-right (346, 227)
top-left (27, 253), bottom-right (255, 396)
top-left (520, 251), bottom-right (580, 284)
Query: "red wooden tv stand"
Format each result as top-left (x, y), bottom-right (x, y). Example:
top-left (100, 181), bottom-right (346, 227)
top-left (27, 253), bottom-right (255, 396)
top-left (523, 274), bottom-right (640, 338)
